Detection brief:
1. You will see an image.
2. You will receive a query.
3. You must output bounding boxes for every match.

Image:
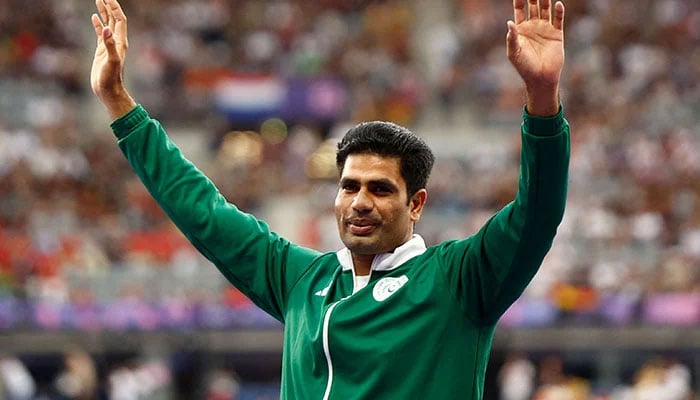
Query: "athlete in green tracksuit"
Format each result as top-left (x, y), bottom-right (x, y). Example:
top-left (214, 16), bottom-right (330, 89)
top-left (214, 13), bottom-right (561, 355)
top-left (91, 0), bottom-right (568, 399)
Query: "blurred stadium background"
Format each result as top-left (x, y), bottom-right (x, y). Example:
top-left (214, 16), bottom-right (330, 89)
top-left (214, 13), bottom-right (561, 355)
top-left (1, 0), bottom-right (699, 398)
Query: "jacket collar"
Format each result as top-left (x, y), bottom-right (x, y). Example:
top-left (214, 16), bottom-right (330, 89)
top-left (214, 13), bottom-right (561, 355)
top-left (335, 235), bottom-right (427, 272)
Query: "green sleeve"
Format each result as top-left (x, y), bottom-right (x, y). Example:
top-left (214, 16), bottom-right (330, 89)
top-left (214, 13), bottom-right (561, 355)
top-left (435, 106), bottom-right (570, 324)
top-left (111, 105), bottom-right (321, 322)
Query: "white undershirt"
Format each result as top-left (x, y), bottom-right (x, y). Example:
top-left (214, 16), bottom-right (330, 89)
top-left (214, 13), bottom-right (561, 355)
top-left (353, 274), bottom-right (371, 294)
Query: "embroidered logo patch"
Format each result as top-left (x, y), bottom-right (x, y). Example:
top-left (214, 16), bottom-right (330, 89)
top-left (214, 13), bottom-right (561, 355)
top-left (372, 275), bottom-right (408, 302)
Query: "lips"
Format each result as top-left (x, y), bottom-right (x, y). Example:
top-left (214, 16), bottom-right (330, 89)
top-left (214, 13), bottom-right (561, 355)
top-left (346, 218), bottom-right (379, 236)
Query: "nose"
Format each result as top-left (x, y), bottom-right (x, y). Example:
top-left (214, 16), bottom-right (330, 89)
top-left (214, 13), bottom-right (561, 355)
top-left (351, 188), bottom-right (373, 212)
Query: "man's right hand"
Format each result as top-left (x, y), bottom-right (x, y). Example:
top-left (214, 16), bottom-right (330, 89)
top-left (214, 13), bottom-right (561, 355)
top-left (90, 0), bottom-right (136, 120)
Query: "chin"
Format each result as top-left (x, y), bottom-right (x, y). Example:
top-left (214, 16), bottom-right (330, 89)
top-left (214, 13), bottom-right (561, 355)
top-left (342, 237), bottom-right (381, 255)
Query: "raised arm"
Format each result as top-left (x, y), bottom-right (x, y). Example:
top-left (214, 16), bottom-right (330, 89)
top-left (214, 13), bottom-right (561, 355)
top-left (88, 0), bottom-right (321, 321)
top-left (437, 0), bottom-right (569, 323)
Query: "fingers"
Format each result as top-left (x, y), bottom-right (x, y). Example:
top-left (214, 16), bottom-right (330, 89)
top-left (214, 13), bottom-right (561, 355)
top-left (104, 0), bottom-right (127, 23)
top-left (516, 0), bottom-right (563, 26)
top-left (104, 0), bottom-right (128, 43)
top-left (91, 13), bottom-right (104, 41)
top-left (540, 0), bottom-right (552, 22)
top-left (513, 0), bottom-right (526, 24)
top-left (96, 0), bottom-right (109, 27)
top-left (553, 1), bottom-right (565, 30)
top-left (94, 0), bottom-right (128, 54)
top-left (528, 0), bottom-right (539, 20)
top-left (93, 3), bottom-right (119, 61)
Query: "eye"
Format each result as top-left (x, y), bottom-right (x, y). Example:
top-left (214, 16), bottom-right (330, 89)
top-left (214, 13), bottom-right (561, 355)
top-left (372, 185), bottom-right (392, 195)
top-left (341, 182), bottom-right (359, 192)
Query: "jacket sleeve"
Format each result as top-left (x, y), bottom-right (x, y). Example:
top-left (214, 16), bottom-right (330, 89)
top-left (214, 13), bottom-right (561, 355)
top-left (111, 105), bottom-right (321, 322)
top-left (435, 106), bottom-right (570, 324)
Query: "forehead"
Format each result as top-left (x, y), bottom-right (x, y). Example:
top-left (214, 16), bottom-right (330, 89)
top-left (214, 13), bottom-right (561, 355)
top-left (340, 153), bottom-right (404, 183)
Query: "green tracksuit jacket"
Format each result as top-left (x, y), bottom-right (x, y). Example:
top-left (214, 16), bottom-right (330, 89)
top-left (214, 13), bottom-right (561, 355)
top-left (111, 105), bottom-right (569, 399)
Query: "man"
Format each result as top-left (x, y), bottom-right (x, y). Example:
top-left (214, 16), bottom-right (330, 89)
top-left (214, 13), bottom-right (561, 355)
top-left (90, 0), bottom-right (569, 398)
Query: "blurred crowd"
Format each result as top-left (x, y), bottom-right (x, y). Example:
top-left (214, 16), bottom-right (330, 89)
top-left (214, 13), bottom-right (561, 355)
top-left (497, 352), bottom-right (695, 400)
top-left (0, 350), bottom-right (279, 400)
top-left (0, 350), bottom-right (696, 400)
top-left (1, 0), bottom-right (700, 398)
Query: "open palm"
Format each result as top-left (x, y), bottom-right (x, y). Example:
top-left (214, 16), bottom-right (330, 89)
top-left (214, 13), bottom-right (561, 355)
top-left (507, 0), bottom-right (565, 90)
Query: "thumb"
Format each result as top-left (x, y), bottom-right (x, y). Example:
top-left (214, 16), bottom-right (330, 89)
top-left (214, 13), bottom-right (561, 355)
top-left (506, 20), bottom-right (519, 60)
top-left (102, 27), bottom-right (120, 61)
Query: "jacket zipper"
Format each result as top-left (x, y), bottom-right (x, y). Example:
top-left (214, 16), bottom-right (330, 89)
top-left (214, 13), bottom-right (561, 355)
top-left (322, 267), bottom-right (374, 399)
top-left (321, 299), bottom-right (344, 400)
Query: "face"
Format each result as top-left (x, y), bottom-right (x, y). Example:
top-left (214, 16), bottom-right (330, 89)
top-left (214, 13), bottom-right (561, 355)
top-left (335, 153), bottom-right (427, 258)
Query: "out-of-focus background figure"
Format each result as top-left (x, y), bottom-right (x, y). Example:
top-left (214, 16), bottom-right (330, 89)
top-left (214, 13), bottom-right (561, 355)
top-left (53, 350), bottom-right (98, 400)
top-left (0, 355), bottom-right (36, 400)
top-left (498, 352), bottom-right (536, 400)
top-left (0, 0), bottom-right (699, 398)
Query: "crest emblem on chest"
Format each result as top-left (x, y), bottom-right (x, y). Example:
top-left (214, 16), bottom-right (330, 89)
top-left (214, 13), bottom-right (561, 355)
top-left (372, 275), bottom-right (409, 302)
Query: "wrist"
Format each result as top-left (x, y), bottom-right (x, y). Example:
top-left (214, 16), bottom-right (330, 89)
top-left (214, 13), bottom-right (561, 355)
top-left (525, 86), bottom-right (560, 117)
top-left (100, 88), bottom-right (137, 121)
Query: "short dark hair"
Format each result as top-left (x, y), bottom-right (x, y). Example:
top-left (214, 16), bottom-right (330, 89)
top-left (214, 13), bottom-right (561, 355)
top-left (336, 121), bottom-right (435, 198)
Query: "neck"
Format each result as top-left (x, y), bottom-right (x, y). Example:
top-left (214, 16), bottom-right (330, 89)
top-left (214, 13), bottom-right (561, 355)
top-left (352, 253), bottom-right (375, 276)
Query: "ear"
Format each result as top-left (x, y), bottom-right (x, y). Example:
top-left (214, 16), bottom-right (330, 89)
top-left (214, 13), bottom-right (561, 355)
top-left (408, 189), bottom-right (428, 222)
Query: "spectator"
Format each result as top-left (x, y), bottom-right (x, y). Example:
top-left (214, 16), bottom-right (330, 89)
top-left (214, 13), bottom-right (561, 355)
top-left (54, 349), bottom-right (98, 400)
top-left (0, 356), bottom-right (35, 400)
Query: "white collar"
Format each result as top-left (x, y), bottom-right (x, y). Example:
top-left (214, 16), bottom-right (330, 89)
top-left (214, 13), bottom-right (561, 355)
top-left (335, 234), bottom-right (427, 272)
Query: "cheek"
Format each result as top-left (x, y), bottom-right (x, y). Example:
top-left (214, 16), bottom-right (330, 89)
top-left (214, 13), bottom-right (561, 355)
top-left (334, 194), bottom-right (344, 220)
top-left (383, 204), bottom-right (411, 227)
